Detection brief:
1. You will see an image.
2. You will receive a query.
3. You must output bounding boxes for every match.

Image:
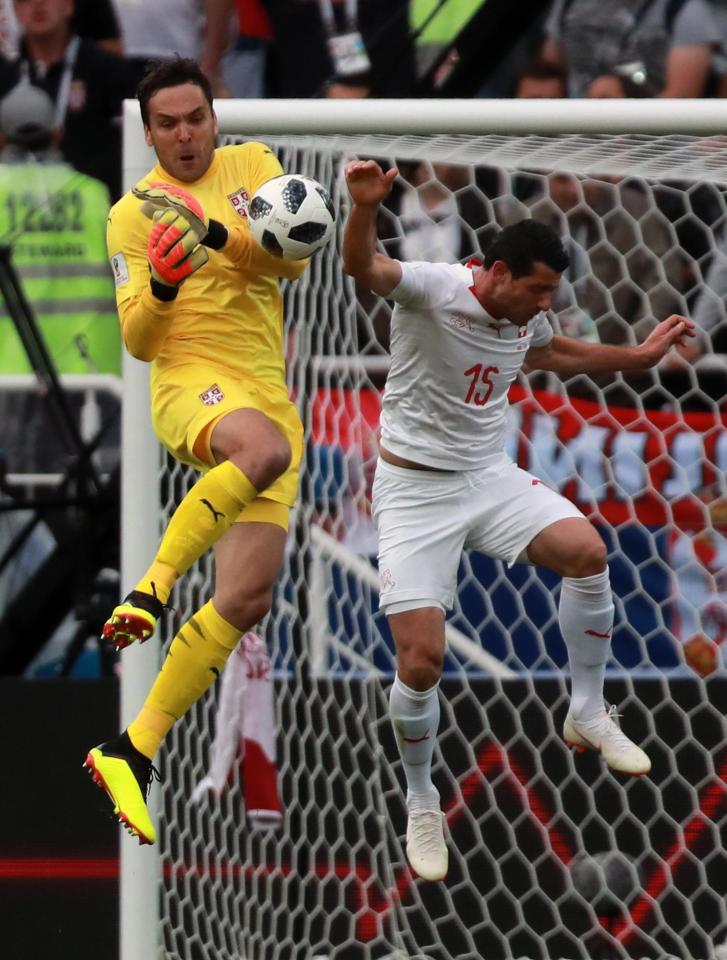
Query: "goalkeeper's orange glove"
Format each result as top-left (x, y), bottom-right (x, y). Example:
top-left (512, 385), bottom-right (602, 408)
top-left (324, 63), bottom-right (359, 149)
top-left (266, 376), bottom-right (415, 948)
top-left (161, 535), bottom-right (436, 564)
top-left (133, 180), bottom-right (228, 251)
top-left (147, 209), bottom-right (208, 301)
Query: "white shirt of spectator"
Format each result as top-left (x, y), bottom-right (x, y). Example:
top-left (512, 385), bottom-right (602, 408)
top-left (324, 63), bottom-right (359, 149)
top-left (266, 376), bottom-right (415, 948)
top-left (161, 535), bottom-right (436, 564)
top-left (545, 0), bottom-right (722, 98)
top-left (399, 189), bottom-right (461, 264)
top-left (0, 0), bottom-right (17, 59)
top-left (382, 260), bottom-right (554, 472)
top-left (113, 0), bottom-right (205, 60)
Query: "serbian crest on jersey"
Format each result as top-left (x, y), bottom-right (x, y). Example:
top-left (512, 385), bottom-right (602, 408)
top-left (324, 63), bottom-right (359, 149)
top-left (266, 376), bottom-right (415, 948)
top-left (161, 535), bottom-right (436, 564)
top-left (227, 187), bottom-right (250, 219)
top-left (199, 384), bottom-right (225, 406)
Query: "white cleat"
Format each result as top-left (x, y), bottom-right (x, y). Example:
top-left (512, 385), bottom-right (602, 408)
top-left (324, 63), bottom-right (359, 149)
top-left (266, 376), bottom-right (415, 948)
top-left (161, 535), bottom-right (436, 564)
top-left (564, 705), bottom-right (651, 776)
top-left (406, 809), bottom-right (448, 881)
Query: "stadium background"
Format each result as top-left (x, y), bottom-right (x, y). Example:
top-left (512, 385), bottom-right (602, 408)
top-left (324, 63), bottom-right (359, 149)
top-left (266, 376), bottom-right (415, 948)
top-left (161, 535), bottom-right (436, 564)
top-left (3, 95), bottom-right (727, 959)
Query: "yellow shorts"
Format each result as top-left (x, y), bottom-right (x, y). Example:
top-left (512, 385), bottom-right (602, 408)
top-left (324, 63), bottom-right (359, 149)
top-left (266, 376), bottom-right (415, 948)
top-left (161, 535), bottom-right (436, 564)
top-left (151, 365), bottom-right (303, 516)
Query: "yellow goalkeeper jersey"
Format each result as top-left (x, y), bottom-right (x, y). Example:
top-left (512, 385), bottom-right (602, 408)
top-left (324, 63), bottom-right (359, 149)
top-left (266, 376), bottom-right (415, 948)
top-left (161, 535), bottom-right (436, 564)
top-left (106, 142), bottom-right (306, 389)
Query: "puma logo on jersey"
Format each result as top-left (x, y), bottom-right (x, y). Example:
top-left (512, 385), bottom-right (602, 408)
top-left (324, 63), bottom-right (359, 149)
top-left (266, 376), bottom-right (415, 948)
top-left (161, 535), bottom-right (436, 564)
top-left (449, 312), bottom-right (472, 332)
top-left (200, 499), bottom-right (225, 522)
top-left (380, 568), bottom-right (396, 590)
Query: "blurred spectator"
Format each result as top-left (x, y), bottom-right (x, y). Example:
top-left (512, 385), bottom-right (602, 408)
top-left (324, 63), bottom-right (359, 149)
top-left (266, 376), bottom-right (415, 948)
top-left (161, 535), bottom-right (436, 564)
top-left (710, 0), bottom-right (727, 95)
top-left (649, 175), bottom-right (727, 362)
top-left (113, 0), bottom-right (205, 88)
top-left (0, 0), bottom-right (134, 200)
top-left (409, 0), bottom-right (481, 78)
top-left (515, 56), bottom-right (566, 98)
top-left (509, 172), bottom-right (599, 342)
top-left (0, 81), bottom-right (120, 375)
top-left (688, 223), bottom-right (727, 355)
top-left (0, 0), bottom-right (122, 59)
top-left (201, 0), bottom-right (271, 97)
top-left (0, 0), bottom-right (17, 55)
top-left (261, 0), bottom-right (413, 98)
top-left (398, 161), bottom-right (464, 263)
top-left (540, 0), bottom-right (721, 98)
top-left (509, 171), bottom-right (688, 345)
top-left (396, 160), bottom-right (489, 264)
top-left (668, 499), bottom-right (727, 677)
top-left (72, 0), bottom-right (122, 54)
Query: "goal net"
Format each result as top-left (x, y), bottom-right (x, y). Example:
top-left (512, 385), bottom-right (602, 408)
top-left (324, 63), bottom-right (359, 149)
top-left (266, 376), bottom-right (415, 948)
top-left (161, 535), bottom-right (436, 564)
top-left (120, 101), bottom-right (727, 960)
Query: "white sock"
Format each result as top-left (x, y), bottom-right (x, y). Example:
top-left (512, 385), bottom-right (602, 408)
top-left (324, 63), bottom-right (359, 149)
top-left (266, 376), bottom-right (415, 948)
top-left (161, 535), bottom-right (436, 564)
top-left (559, 569), bottom-right (614, 723)
top-left (389, 673), bottom-right (440, 811)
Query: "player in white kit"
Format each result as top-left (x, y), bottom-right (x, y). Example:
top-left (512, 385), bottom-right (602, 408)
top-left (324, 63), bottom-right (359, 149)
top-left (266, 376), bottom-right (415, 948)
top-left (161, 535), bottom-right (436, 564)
top-left (343, 159), bottom-right (695, 882)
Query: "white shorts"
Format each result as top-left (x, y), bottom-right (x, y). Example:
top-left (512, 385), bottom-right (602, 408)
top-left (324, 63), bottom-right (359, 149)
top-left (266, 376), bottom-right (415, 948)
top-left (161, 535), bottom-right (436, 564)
top-left (372, 455), bottom-right (584, 614)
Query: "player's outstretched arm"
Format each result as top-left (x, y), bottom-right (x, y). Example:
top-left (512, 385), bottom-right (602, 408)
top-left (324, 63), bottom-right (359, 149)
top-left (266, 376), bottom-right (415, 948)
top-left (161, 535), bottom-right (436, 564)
top-left (525, 314), bottom-right (695, 377)
top-left (343, 159), bottom-right (402, 296)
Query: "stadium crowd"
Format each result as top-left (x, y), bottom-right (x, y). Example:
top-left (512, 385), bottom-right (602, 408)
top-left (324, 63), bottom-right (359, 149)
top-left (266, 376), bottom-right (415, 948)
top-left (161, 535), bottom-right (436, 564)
top-left (0, 0), bottom-right (726, 678)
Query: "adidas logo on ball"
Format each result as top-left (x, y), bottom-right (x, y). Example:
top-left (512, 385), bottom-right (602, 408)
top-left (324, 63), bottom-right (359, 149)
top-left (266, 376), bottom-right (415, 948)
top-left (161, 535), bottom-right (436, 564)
top-left (248, 174), bottom-right (336, 260)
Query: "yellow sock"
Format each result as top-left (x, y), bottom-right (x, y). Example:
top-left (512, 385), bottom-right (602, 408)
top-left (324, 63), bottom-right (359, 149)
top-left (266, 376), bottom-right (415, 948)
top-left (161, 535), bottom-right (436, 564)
top-left (127, 600), bottom-right (242, 759)
top-left (133, 460), bottom-right (257, 598)
top-left (134, 561), bottom-right (177, 606)
top-left (127, 706), bottom-right (173, 760)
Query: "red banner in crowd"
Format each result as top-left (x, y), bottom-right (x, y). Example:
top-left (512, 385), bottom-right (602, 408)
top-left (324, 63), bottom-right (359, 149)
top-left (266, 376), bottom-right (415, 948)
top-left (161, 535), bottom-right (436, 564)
top-left (311, 385), bottom-right (727, 530)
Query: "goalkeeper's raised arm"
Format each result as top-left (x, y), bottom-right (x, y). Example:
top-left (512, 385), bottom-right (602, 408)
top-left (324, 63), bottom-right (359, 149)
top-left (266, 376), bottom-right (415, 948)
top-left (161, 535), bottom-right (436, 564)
top-left (86, 57), bottom-right (307, 847)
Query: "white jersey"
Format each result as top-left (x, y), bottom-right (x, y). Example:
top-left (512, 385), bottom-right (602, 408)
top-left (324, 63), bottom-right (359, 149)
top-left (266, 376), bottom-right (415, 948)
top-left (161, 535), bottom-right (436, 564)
top-left (381, 260), bottom-right (554, 471)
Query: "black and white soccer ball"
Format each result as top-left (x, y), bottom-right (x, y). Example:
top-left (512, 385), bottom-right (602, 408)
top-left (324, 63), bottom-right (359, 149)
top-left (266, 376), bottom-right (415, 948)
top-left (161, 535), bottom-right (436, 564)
top-left (569, 850), bottom-right (640, 915)
top-left (248, 174), bottom-right (335, 260)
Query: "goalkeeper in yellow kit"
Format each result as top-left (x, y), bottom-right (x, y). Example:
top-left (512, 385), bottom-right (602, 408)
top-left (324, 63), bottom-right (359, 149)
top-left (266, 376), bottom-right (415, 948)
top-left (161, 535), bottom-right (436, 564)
top-left (83, 58), bottom-right (307, 845)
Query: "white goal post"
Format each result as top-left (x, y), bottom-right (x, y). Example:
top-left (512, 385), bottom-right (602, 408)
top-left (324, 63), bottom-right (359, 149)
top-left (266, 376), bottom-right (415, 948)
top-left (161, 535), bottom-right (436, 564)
top-left (121, 99), bottom-right (727, 960)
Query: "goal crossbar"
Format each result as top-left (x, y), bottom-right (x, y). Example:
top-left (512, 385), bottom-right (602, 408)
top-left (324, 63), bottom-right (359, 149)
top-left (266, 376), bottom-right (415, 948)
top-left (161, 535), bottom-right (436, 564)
top-left (126, 97), bottom-right (727, 137)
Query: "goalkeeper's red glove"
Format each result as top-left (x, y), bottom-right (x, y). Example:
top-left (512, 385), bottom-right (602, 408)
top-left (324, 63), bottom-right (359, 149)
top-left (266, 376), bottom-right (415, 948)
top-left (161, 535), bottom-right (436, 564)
top-left (147, 209), bottom-right (208, 301)
top-left (133, 180), bottom-right (228, 251)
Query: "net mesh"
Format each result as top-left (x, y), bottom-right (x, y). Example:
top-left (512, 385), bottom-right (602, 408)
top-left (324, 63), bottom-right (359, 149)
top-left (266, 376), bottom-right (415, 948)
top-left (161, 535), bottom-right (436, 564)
top-left (152, 132), bottom-right (727, 960)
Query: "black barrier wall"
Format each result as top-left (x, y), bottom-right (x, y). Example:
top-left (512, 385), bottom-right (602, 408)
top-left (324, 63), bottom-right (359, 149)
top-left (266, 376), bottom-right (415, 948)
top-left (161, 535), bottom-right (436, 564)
top-left (0, 678), bottom-right (119, 960)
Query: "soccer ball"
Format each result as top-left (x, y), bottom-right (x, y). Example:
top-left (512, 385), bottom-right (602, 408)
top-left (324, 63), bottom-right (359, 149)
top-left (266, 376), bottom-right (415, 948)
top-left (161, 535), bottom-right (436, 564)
top-left (569, 850), bottom-right (639, 915)
top-left (247, 174), bottom-right (335, 260)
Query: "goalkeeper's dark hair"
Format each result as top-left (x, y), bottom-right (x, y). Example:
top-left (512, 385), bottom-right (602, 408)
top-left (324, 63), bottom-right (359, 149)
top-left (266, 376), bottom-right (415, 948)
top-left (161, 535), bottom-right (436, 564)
top-left (137, 57), bottom-right (214, 126)
top-left (483, 219), bottom-right (569, 278)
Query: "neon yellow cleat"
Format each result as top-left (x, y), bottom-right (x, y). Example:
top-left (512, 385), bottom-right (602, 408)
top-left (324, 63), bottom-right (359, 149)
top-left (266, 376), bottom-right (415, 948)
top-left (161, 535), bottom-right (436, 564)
top-left (84, 733), bottom-right (159, 845)
top-left (101, 590), bottom-right (164, 650)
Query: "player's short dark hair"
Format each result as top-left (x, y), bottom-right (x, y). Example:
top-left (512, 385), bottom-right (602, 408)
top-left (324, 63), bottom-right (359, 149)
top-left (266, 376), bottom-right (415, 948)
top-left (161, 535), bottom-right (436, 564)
top-left (483, 219), bottom-right (570, 278)
top-left (137, 57), bottom-right (214, 127)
